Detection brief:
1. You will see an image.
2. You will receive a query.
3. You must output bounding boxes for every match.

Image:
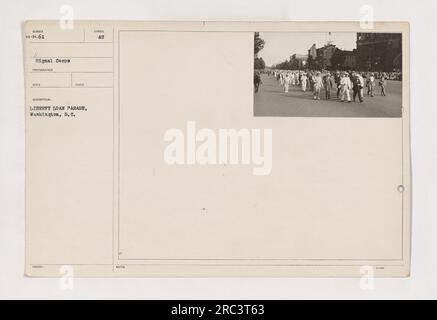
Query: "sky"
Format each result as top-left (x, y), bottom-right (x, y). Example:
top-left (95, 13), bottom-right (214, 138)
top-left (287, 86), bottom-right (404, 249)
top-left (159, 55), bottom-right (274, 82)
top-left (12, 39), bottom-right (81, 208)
top-left (258, 32), bottom-right (357, 67)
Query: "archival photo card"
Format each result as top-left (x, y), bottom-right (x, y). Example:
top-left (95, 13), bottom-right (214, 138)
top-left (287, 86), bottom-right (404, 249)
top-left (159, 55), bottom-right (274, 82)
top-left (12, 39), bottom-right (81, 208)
top-left (24, 21), bottom-right (410, 278)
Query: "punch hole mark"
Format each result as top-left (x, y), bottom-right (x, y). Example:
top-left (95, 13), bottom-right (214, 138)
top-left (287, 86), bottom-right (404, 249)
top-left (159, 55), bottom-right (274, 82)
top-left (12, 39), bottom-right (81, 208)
top-left (397, 185), bottom-right (405, 193)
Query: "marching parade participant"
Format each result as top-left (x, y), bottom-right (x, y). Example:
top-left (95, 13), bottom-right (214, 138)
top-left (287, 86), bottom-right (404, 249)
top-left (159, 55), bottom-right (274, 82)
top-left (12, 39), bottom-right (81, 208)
top-left (284, 73), bottom-right (291, 93)
top-left (339, 72), bottom-right (352, 103)
top-left (379, 75), bottom-right (387, 96)
top-left (313, 72), bottom-right (323, 100)
top-left (366, 73), bottom-right (376, 97)
top-left (301, 73), bottom-right (308, 92)
top-left (323, 72), bottom-right (335, 100)
top-left (352, 72), bottom-right (365, 103)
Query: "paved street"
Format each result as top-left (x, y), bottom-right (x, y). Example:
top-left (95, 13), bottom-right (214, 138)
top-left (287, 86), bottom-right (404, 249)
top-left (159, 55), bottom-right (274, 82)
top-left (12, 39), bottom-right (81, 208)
top-left (254, 74), bottom-right (402, 117)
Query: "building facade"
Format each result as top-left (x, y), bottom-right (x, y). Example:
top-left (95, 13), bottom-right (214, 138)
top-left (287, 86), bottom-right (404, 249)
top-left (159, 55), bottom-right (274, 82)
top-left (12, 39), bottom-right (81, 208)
top-left (308, 43), bottom-right (339, 70)
top-left (356, 33), bottom-right (402, 72)
top-left (342, 50), bottom-right (358, 69)
top-left (317, 44), bottom-right (336, 69)
top-left (308, 44), bottom-right (317, 60)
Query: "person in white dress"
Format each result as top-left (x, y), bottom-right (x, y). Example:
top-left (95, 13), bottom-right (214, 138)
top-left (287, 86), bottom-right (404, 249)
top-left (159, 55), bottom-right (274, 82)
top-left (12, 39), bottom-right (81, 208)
top-left (313, 72), bottom-right (323, 100)
top-left (340, 73), bottom-right (352, 102)
top-left (301, 74), bottom-right (308, 92)
top-left (284, 73), bottom-right (291, 93)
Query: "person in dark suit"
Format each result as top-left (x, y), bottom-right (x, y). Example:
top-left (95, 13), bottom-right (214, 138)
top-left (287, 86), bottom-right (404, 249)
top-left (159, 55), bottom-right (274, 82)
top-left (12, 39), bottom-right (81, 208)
top-left (334, 71), bottom-right (341, 98)
top-left (323, 73), bottom-right (334, 100)
top-left (352, 72), bottom-right (364, 103)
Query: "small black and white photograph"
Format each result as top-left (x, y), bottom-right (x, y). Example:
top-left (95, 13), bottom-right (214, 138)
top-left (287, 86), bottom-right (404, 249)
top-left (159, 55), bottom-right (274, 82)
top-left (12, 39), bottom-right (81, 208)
top-left (254, 32), bottom-right (403, 117)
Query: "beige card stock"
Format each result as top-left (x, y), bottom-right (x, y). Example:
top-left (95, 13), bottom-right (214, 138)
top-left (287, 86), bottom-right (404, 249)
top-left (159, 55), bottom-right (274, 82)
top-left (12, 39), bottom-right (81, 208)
top-left (24, 21), bottom-right (411, 277)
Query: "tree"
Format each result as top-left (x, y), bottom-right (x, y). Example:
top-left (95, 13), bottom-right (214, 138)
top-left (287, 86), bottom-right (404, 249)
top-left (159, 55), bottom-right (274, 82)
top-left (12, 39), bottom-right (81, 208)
top-left (272, 58), bottom-right (294, 70)
top-left (289, 54), bottom-right (300, 70)
top-left (330, 49), bottom-right (346, 70)
top-left (254, 32), bottom-right (265, 57)
top-left (254, 32), bottom-right (266, 70)
top-left (307, 55), bottom-right (315, 70)
top-left (254, 57), bottom-right (266, 70)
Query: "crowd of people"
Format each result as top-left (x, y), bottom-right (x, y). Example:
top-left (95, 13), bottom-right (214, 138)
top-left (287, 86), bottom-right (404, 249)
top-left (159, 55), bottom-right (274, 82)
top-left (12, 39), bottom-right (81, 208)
top-left (254, 70), bottom-right (399, 103)
top-left (373, 71), bottom-right (402, 81)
